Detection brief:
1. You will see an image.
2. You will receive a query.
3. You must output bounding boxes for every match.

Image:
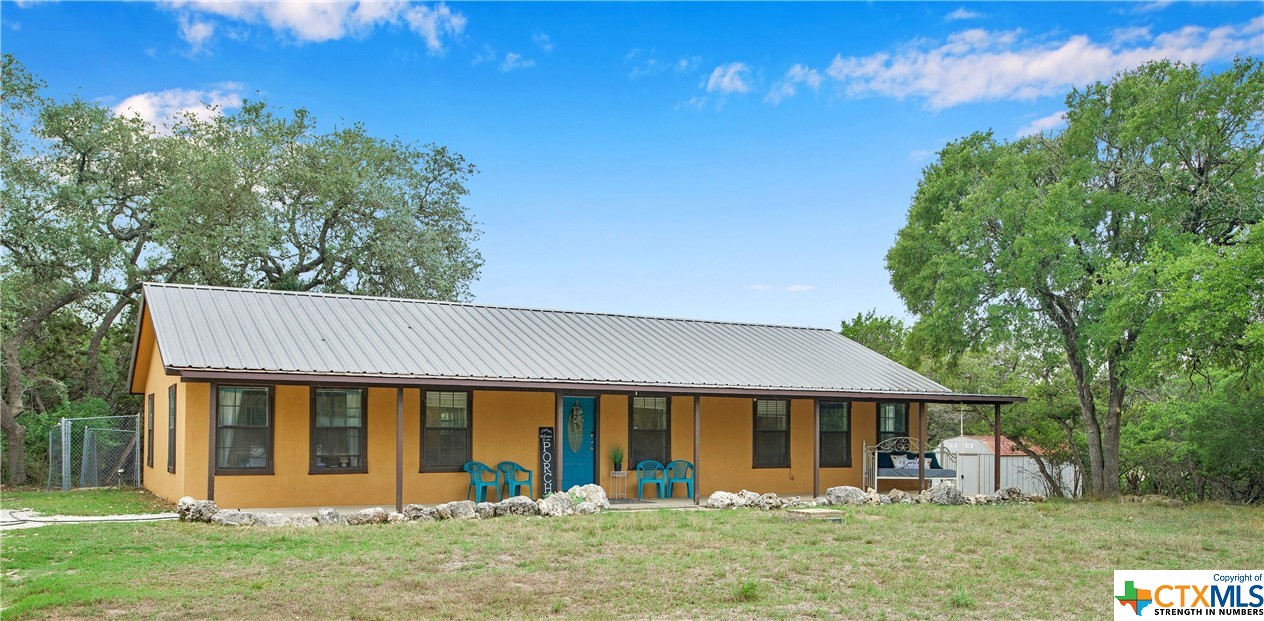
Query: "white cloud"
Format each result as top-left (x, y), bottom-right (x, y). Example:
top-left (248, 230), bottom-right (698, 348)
top-left (766, 63), bottom-right (823, 104)
top-left (178, 14), bottom-right (215, 53)
top-left (473, 43), bottom-right (498, 65)
top-left (499, 52), bottom-right (535, 73)
top-left (403, 3), bottom-right (466, 53)
top-left (785, 284), bottom-right (814, 293)
top-left (946, 7), bottom-right (983, 21)
top-left (675, 96), bottom-right (708, 111)
top-left (1016, 110), bottom-right (1068, 137)
top-left (825, 17), bottom-right (1263, 109)
top-left (746, 284), bottom-right (773, 291)
top-left (909, 149), bottom-right (936, 162)
top-left (533, 32), bottom-right (554, 53)
top-left (113, 85), bottom-right (244, 129)
top-left (1111, 26), bottom-right (1152, 44)
top-left (706, 62), bottom-right (752, 94)
top-left (627, 50), bottom-right (702, 79)
top-left (1132, 0), bottom-right (1174, 13)
top-left (161, 1), bottom-right (465, 52)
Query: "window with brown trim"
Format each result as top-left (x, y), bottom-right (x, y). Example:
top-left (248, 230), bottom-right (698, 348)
top-left (753, 399), bottom-right (790, 468)
top-left (422, 391), bottom-right (471, 472)
top-left (215, 386), bottom-right (273, 474)
top-left (819, 401), bottom-right (851, 468)
top-left (167, 385), bottom-right (177, 473)
top-left (311, 388), bottom-right (367, 474)
top-left (877, 402), bottom-right (909, 444)
top-left (146, 394), bottom-right (154, 468)
top-left (629, 396), bottom-right (670, 466)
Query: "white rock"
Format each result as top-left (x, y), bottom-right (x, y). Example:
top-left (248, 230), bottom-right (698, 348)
top-left (536, 493), bottom-right (575, 517)
top-left (706, 491), bottom-right (740, 509)
top-left (824, 486), bottom-right (868, 506)
top-left (567, 484), bottom-right (610, 511)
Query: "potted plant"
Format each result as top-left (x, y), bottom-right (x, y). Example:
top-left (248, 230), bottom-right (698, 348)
top-left (609, 445), bottom-right (625, 471)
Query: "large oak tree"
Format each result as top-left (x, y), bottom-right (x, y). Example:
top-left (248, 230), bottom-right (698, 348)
top-left (1, 55), bottom-right (483, 484)
top-left (887, 58), bottom-right (1262, 497)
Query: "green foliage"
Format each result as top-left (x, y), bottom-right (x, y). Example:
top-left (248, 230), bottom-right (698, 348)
top-left (0, 54), bottom-right (484, 484)
top-left (886, 57), bottom-right (1263, 497)
top-left (840, 310), bottom-right (910, 366)
top-left (608, 444), bottom-right (625, 465)
top-left (1124, 375), bottom-right (1264, 503)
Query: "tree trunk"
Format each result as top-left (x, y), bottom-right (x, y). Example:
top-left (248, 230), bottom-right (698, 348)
top-left (83, 292), bottom-right (136, 397)
top-left (1103, 358), bottom-right (1126, 497)
top-left (1064, 342), bottom-right (1107, 497)
top-left (1017, 445), bottom-right (1066, 498)
top-left (1, 341), bottom-right (28, 485)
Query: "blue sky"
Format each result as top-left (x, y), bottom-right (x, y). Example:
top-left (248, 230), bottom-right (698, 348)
top-left (3, 1), bottom-right (1260, 328)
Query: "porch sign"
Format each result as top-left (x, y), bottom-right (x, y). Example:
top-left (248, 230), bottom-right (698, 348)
top-left (539, 427), bottom-right (555, 496)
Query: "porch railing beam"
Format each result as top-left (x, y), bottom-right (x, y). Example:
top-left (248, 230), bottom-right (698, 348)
top-left (812, 399), bottom-right (820, 499)
top-left (693, 395), bottom-right (700, 505)
top-left (994, 403), bottom-right (1002, 493)
top-left (396, 387), bottom-right (404, 513)
top-left (918, 402), bottom-right (927, 491)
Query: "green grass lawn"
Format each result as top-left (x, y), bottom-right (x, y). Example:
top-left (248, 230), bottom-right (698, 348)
top-left (2, 499), bottom-right (1261, 620)
top-left (0, 488), bottom-right (171, 517)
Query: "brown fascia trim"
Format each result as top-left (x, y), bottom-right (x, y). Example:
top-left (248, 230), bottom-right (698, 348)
top-left (169, 368), bottom-right (1028, 404)
top-left (125, 296), bottom-right (148, 395)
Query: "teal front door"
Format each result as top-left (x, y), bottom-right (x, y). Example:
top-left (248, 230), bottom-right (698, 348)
top-left (561, 397), bottom-right (596, 490)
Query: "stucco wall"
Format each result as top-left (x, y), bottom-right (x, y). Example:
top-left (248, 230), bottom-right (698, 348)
top-left (142, 371), bottom-right (926, 506)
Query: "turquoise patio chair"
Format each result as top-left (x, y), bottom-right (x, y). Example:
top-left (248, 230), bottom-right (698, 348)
top-left (664, 460), bottom-right (694, 499)
top-left (635, 460), bottom-right (666, 500)
top-left (464, 461), bottom-right (501, 503)
top-left (496, 461), bottom-right (534, 498)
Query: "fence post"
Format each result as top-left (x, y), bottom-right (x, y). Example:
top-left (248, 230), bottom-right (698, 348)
top-left (60, 418), bottom-right (72, 491)
top-left (134, 413), bottom-right (142, 486)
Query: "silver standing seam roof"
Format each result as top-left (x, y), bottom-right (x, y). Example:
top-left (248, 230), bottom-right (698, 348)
top-left (132, 283), bottom-right (1022, 403)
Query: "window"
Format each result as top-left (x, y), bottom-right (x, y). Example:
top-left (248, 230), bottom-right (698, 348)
top-left (819, 401), bottom-right (851, 468)
top-left (629, 396), bottom-right (670, 466)
top-left (753, 399), bottom-right (790, 468)
top-left (422, 391), bottom-right (470, 472)
top-left (146, 394), bottom-right (154, 468)
top-left (311, 388), bottom-right (367, 473)
top-left (216, 386), bottom-right (272, 474)
top-left (167, 385), bottom-right (177, 473)
top-left (877, 402), bottom-right (909, 444)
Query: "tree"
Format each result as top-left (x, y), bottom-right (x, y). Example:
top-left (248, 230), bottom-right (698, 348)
top-left (887, 58), bottom-right (1263, 497)
top-left (1, 54), bottom-right (484, 484)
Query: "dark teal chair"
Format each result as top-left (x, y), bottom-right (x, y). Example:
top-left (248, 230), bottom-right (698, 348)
top-left (496, 461), bottom-right (534, 498)
top-left (464, 461), bottom-right (501, 503)
top-left (635, 460), bottom-right (666, 500)
top-left (664, 460), bottom-right (694, 499)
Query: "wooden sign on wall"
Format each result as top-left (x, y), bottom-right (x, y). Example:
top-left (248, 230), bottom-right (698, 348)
top-left (538, 427), bottom-right (555, 496)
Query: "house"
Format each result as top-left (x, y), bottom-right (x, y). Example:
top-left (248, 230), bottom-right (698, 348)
top-left (940, 435), bottom-right (1079, 497)
top-left (128, 283), bottom-right (1023, 509)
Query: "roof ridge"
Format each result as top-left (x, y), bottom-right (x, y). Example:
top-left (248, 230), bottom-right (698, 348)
top-left (141, 282), bottom-right (838, 333)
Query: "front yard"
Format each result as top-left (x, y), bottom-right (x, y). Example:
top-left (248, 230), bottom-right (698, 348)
top-left (2, 493), bottom-right (1260, 620)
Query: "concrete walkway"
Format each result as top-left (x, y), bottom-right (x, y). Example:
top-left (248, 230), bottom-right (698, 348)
top-left (0, 508), bottom-right (177, 531)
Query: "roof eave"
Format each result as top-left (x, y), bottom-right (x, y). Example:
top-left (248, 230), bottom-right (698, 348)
top-left (169, 367), bottom-right (1028, 404)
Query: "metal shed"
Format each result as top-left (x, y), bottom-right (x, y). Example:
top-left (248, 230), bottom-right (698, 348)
top-left (940, 435), bottom-right (1079, 497)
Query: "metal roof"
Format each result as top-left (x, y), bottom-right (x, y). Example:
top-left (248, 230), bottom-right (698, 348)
top-left (135, 283), bottom-right (1021, 402)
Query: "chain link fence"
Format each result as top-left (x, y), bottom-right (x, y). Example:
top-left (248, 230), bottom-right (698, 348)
top-left (46, 415), bottom-right (141, 490)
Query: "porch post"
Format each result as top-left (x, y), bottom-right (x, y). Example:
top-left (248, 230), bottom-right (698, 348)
top-left (396, 387), bottom-right (404, 513)
top-left (918, 402), bottom-right (927, 491)
top-left (207, 384), bottom-right (217, 501)
top-left (993, 403), bottom-right (1002, 493)
top-left (555, 392), bottom-right (563, 492)
top-left (693, 395), bottom-right (700, 505)
top-left (812, 399), bottom-right (820, 499)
